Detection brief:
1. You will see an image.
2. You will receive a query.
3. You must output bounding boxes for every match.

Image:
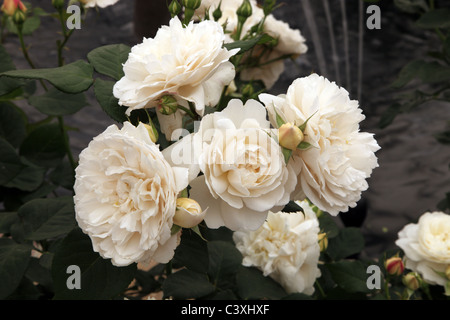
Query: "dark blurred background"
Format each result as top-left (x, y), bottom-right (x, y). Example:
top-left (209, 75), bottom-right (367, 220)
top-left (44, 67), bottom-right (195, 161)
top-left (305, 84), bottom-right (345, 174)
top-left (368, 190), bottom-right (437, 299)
top-left (2, 0), bottom-right (449, 259)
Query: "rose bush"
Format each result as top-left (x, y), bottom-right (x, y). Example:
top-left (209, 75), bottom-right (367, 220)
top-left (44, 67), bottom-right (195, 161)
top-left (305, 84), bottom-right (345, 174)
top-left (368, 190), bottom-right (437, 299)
top-left (0, 0), bottom-right (448, 302)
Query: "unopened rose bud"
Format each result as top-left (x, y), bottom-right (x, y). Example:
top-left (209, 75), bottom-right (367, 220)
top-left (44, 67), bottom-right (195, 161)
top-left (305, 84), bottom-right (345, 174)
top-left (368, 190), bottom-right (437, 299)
top-left (278, 123), bottom-right (304, 151)
top-left (212, 2), bottom-right (222, 21)
top-left (318, 233), bottom-right (328, 252)
top-left (1, 0), bottom-right (27, 16)
top-left (157, 95), bottom-right (179, 115)
top-left (384, 256), bottom-right (405, 276)
top-left (237, 0), bottom-right (252, 19)
top-left (402, 272), bottom-right (420, 291)
top-left (141, 122), bottom-right (158, 143)
top-left (168, 0), bottom-right (181, 18)
top-left (182, 0), bottom-right (201, 10)
top-left (174, 198), bottom-right (206, 228)
top-left (12, 8), bottom-right (26, 24)
top-left (52, 0), bottom-right (65, 10)
top-left (242, 83), bottom-right (254, 98)
top-left (263, 0), bottom-right (276, 16)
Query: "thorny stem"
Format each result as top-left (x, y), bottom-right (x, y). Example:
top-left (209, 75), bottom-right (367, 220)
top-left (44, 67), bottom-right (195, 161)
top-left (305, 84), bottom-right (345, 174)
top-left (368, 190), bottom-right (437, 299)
top-left (17, 24), bottom-right (49, 92)
top-left (315, 280), bottom-right (326, 299)
top-left (54, 7), bottom-right (78, 173)
top-left (178, 105), bottom-right (198, 121)
top-left (384, 275), bottom-right (391, 300)
top-left (57, 8), bottom-right (75, 67)
top-left (16, 12), bottom-right (77, 175)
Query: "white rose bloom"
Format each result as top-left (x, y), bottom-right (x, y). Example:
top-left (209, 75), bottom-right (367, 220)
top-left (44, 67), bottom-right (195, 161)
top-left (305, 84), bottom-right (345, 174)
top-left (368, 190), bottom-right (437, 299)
top-left (80, 0), bottom-right (119, 8)
top-left (166, 99), bottom-right (297, 231)
top-left (196, 0), bottom-right (307, 89)
top-left (240, 14), bottom-right (308, 89)
top-left (259, 74), bottom-right (380, 216)
top-left (240, 49), bottom-right (285, 90)
top-left (74, 122), bottom-right (189, 267)
top-left (233, 200), bottom-right (321, 295)
top-left (113, 16), bottom-right (239, 116)
top-left (396, 211), bottom-right (450, 287)
top-left (263, 14), bottom-right (308, 56)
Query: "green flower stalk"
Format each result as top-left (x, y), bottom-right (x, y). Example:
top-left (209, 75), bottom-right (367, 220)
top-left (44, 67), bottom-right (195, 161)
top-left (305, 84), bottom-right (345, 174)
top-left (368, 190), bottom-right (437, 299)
top-left (212, 1), bottom-right (222, 21)
top-left (235, 0), bottom-right (252, 40)
top-left (182, 0), bottom-right (202, 25)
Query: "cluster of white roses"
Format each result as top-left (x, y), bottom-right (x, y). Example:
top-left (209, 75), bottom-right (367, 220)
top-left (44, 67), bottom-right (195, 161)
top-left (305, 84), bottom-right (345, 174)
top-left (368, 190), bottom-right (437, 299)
top-left (73, 0), bottom-right (381, 295)
top-left (396, 211), bottom-right (450, 293)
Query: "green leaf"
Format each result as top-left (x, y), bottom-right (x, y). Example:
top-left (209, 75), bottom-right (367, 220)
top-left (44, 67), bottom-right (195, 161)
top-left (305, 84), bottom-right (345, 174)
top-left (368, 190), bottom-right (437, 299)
top-left (274, 108), bottom-right (285, 128)
top-left (4, 159), bottom-right (45, 192)
top-left (390, 60), bottom-right (450, 88)
top-left (394, 0), bottom-right (428, 14)
top-left (0, 60), bottom-right (94, 94)
top-left (52, 228), bottom-right (137, 300)
top-left (200, 226), bottom-right (234, 243)
top-left (0, 102), bottom-right (27, 148)
top-left (0, 138), bottom-right (23, 186)
top-left (25, 257), bottom-right (53, 291)
top-left (0, 43), bottom-right (16, 72)
top-left (0, 212), bottom-right (19, 234)
top-left (18, 196), bottom-right (77, 240)
top-left (87, 44), bottom-right (131, 80)
top-left (162, 269), bottom-right (215, 299)
top-left (173, 229), bottom-right (209, 273)
top-left (48, 159), bottom-right (75, 190)
top-left (318, 212), bottom-right (340, 239)
top-left (281, 147), bottom-right (292, 164)
top-left (0, 44), bottom-right (25, 98)
top-left (28, 88), bottom-right (88, 116)
top-left (297, 141), bottom-right (313, 150)
top-left (282, 200), bottom-right (303, 213)
top-left (0, 238), bottom-right (32, 299)
top-left (6, 14), bottom-right (41, 35)
top-left (19, 123), bottom-right (66, 168)
top-left (224, 33), bottom-right (275, 54)
top-left (236, 266), bottom-right (287, 300)
top-left (327, 227), bottom-right (365, 260)
top-left (378, 103), bottom-right (402, 128)
top-left (416, 8), bottom-right (450, 29)
top-left (207, 240), bottom-right (242, 287)
top-left (298, 111), bottom-right (317, 132)
top-left (327, 260), bottom-right (372, 293)
top-left (391, 60), bottom-right (426, 88)
top-left (93, 79), bottom-right (128, 123)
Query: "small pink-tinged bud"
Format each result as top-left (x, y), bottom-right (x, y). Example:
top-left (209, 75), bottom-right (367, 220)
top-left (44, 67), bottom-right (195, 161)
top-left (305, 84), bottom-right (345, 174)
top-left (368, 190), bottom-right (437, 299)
top-left (157, 95), bottom-right (179, 115)
top-left (402, 272), bottom-right (420, 291)
top-left (1, 0), bottom-right (27, 16)
top-left (174, 198), bottom-right (206, 228)
top-left (278, 122), bottom-right (304, 151)
top-left (384, 256), bottom-right (405, 276)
